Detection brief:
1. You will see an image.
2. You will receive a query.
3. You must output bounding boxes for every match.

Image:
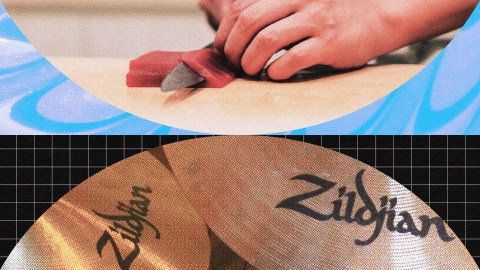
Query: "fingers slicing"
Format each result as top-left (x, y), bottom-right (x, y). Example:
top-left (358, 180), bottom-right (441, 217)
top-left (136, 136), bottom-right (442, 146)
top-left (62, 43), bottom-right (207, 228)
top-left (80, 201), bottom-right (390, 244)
top-left (223, 0), bottom-right (299, 67)
top-left (267, 38), bottom-right (326, 81)
top-left (240, 12), bottom-right (313, 76)
top-left (214, 0), bottom-right (259, 52)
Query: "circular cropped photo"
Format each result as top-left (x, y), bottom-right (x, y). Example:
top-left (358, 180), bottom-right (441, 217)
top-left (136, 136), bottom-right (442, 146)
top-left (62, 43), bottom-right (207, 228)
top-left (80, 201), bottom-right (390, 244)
top-left (2, 0), bottom-right (477, 134)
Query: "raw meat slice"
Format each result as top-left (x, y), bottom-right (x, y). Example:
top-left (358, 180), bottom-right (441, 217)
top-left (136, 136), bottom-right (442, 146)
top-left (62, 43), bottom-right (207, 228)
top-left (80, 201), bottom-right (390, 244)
top-left (126, 49), bottom-right (235, 89)
top-left (182, 49), bottom-right (235, 88)
top-left (126, 51), bottom-right (183, 87)
top-left (126, 71), bottom-right (170, 87)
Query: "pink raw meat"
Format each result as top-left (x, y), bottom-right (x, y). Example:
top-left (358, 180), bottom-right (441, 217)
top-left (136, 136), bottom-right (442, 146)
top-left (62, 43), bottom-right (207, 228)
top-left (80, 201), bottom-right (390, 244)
top-left (181, 49), bottom-right (235, 88)
top-left (126, 51), bottom-right (183, 87)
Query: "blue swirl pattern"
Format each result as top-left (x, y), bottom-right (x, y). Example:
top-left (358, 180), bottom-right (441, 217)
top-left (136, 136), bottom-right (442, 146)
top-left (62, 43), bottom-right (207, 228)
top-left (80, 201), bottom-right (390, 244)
top-left (0, 4), bottom-right (479, 135)
top-left (0, 5), bottom-right (202, 134)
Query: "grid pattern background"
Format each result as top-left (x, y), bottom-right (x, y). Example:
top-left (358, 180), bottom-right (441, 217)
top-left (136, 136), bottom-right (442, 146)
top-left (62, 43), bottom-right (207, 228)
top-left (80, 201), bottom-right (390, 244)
top-left (0, 135), bottom-right (479, 267)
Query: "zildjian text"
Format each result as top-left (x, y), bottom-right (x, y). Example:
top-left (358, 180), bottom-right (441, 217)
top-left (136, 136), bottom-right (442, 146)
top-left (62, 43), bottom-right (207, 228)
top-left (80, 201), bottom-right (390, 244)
top-left (92, 186), bottom-right (160, 270)
top-left (276, 169), bottom-right (455, 246)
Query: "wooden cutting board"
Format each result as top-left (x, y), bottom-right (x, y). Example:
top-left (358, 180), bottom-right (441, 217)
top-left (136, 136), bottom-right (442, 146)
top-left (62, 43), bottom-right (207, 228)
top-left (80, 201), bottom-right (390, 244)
top-left (48, 57), bottom-right (424, 134)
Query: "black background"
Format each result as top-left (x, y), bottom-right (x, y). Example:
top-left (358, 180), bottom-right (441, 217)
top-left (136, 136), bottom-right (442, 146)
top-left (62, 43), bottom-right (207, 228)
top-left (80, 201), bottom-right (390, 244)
top-left (0, 135), bottom-right (479, 267)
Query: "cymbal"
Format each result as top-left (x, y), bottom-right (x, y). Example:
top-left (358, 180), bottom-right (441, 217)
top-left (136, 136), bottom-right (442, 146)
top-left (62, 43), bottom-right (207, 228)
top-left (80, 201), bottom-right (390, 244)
top-left (209, 230), bottom-right (257, 270)
top-left (163, 136), bottom-right (478, 270)
top-left (2, 148), bottom-right (211, 270)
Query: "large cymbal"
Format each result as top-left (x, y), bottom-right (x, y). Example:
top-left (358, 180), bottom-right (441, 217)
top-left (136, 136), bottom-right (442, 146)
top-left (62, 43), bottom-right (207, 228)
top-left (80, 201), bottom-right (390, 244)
top-left (163, 136), bottom-right (478, 270)
top-left (2, 148), bottom-right (211, 270)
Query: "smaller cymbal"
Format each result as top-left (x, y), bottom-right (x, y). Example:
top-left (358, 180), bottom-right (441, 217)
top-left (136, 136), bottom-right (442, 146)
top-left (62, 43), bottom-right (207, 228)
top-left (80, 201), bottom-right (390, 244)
top-left (2, 149), bottom-right (211, 270)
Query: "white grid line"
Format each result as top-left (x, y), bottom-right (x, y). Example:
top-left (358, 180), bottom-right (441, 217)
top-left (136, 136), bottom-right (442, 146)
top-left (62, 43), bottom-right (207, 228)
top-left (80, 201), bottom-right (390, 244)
top-left (4, 147), bottom-right (480, 150)
top-left (69, 136), bottom-right (72, 194)
top-left (6, 165), bottom-right (480, 168)
top-left (33, 135), bottom-right (35, 221)
top-left (50, 136), bottom-right (53, 207)
top-left (15, 136), bottom-right (17, 245)
top-left (465, 136), bottom-right (468, 247)
top-left (87, 136), bottom-right (90, 179)
top-left (447, 136), bottom-right (449, 222)
top-left (429, 136), bottom-right (431, 204)
top-left (392, 136), bottom-right (395, 183)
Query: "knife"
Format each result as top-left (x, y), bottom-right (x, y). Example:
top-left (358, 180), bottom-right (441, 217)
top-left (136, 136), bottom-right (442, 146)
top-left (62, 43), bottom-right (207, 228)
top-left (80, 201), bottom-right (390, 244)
top-left (161, 63), bottom-right (205, 92)
top-left (161, 45), bottom-right (341, 92)
top-left (161, 43), bottom-right (214, 92)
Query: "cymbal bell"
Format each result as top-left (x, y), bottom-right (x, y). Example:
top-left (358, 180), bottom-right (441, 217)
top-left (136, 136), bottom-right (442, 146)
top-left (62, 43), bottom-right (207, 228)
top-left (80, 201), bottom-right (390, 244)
top-left (163, 136), bottom-right (478, 270)
top-left (2, 149), bottom-right (211, 270)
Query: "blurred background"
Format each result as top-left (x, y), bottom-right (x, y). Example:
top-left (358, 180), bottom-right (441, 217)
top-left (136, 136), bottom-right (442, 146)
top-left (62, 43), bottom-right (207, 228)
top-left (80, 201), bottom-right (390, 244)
top-left (3, 0), bottom-right (215, 57)
top-left (3, 0), bottom-right (456, 64)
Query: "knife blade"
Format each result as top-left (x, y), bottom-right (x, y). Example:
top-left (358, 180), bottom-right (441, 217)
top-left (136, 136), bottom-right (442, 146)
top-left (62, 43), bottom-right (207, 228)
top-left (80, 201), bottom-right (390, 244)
top-left (161, 43), bottom-right (214, 92)
top-left (161, 62), bottom-right (205, 92)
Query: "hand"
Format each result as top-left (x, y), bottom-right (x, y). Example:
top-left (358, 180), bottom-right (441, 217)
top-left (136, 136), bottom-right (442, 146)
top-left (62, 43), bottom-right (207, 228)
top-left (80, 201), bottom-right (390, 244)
top-left (214, 0), bottom-right (478, 80)
top-left (214, 0), bottom-right (392, 80)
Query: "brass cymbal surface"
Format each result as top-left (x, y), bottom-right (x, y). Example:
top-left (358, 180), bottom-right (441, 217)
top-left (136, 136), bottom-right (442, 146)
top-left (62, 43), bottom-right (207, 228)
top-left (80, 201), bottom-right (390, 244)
top-left (163, 136), bottom-right (478, 270)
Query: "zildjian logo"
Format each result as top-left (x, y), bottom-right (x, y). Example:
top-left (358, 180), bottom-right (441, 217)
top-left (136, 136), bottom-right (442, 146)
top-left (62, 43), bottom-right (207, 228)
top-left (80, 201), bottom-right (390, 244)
top-left (92, 186), bottom-right (160, 270)
top-left (276, 169), bottom-right (455, 246)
